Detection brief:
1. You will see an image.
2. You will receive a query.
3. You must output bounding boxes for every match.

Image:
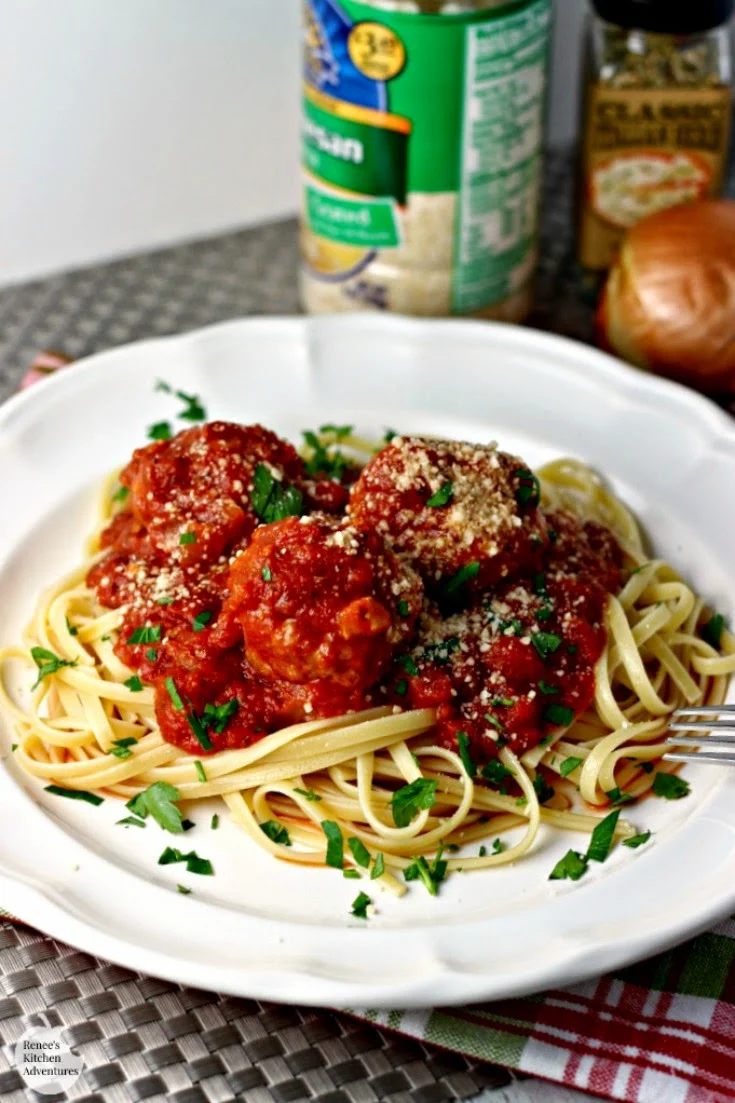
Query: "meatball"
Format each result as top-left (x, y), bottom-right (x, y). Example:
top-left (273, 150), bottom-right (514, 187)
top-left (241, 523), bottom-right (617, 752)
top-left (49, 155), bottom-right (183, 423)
top-left (119, 422), bottom-right (306, 565)
top-left (215, 514), bottom-right (423, 690)
top-left (349, 436), bottom-right (548, 590)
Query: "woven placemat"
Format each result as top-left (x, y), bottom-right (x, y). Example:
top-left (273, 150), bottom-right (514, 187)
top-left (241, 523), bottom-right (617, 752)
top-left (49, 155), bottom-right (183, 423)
top-left (0, 922), bottom-right (513, 1103)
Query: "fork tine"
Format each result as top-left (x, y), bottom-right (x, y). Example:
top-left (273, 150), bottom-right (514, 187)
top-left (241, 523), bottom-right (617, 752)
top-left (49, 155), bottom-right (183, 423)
top-left (664, 750), bottom-right (735, 765)
top-left (666, 734), bottom-right (735, 746)
top-left (672, 705), bottom-right (735, 715)
top-left (668, 721), bottom-right (735, 732)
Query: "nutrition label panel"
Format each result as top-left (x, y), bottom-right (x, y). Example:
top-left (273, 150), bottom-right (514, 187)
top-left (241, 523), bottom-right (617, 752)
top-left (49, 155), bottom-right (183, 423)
top-left (452, 0), bottom-right (551, 314)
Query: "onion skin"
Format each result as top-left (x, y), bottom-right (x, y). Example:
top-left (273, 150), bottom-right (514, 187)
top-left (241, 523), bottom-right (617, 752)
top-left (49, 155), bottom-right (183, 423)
top-left (597, 200), bottom-right (735, 394)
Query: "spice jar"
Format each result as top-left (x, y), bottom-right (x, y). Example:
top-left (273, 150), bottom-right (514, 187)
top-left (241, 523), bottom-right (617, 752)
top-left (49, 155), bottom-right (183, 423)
top-left (578, 0), bottom-right (734, 271)
top-left (301, 0), bottom-right (552, 319)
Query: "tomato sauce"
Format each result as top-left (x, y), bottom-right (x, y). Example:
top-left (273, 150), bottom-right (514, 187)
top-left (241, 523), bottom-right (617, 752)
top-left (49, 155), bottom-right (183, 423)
top-left (88, 424), bottom-right (623, 761)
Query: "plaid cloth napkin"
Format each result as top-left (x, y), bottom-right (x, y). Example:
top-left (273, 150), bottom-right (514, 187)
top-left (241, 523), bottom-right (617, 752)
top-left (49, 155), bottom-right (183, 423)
top-left (5, 352), bottom-right (735, 1103)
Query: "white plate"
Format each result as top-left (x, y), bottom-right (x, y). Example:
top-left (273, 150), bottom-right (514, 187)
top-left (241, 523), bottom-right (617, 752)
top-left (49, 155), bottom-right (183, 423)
top-left (1, 315), bottom-right (734, 1010)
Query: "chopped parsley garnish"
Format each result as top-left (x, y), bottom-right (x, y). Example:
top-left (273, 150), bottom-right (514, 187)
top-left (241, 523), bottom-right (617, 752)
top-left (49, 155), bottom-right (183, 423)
top-left (179, 532), bottom-right (196, 545)
top-left (498, 616), bottom-right (524, 636)
top-left (30, 647), bottom-right (77, 689)
top-left (383, 428), bottom-right (397, 443)
top-left (478, 845), bottom-right (487, 857)
top-left (538, 680), bottom-right (559, 696)
top-left (426, 481), bottom-right (453, 508)
top-left (623, 831), bottom-right (651, 849)
top-left (187, 854), bottom-right (213, 876)
top-left (491, 696), bottom-right (515, 707)
top-left (177, 885), bottom-right (192, 894)
top-left (390, 778), bottom-right (437, 828)
top-left (484, 712), bottom-right (506, 734)
top-left (444, 561), bottom-right (480, 596)
top-left (155, 380), bottom-right (207, 422)
top-left (321, 820), bottom-right (344, 868)
top-left (117, 816), bottom-right (146, 828)
top-left (251, 463), bottom-right (304, 523)
top-left (587, 810), bottom-right (620, 864)
top-left (701, 613), bottom-right (726, 650)
top-left (395, 648), bottom-right (417, 675)
top-left (126, 781), bottom-right (183, 833)
top-left (396, 654), bottom-right (419, 677)
top-left (422, 637), bottom-right (460, 664)
top-left (192, 610), bottom-right (213, 632)
top-left (347, 837), bottom-right (371, 869)
top-left (202, 698), bottom-right (239, 733)
top-left (158, 846), bottom-right (185, 865)
top-left (260, 820), bottom-right (292, 846)
top-left (294, 786), bottom-right (322, 802)
top-left (492, 838), bottom-right (504, 854)
top-left (44, 785), bottom-right (103, 806)
top-left (606, 787), bottom-right (634, 807)
top-left (351, 892), bottom-right (371, 919)
top-left (112, 485), bottom-right (130, 504)
top-left (181, 818), bottom-right (196, 832)
top-left (395, 679), bottom-right (408, 696)
top-left (124, 675), bottom-right (143, 692)
top-left (404, 847), bottom-right (447, 896)
top-left (343, 869), bottom-right (361, 880)
top-left (158, 847), bottom-right (213, 875)
top-left (319, 423), bottom-right (353, 439)
top-left (156, 596), bottom-right (174, 606)
top-left (533, 774), bottom-right (555, 805)
top-left (567, 644), bottom-right (578, 655)
top-left (532, 632), bottom-right (562, 661)
top-left (532, 572), bottom-right (547, 596)
top-left (146, 648), bottom-right (158, 662)
top-left (302, 429), bottom-right (350, 481)
top-left (186, 711), bottom-right (213, 750)
top-left (456, 731), bottom-right (477, 778)
top-left (211, 814), bottom-right (219, 829)
top-left (560, 756), bottom-right (584, 778)
top-left (398, 600), bottom-right (410, 617)
top-left (544, 703), bottom-right (574, 728)
top-left (261, 567), bottom-right (272, 582)
top-left (536, 605), bottom-right (553, 622)
top-left (110, 737), bottom-right (137, 760)
top-left (371, 853), bottom-right (385, 880)
top-left (127, 624), bottom-right (162, 645)
top-left (549, 849), bottom-right (588, 882)
top-left (652, 772), bottom-right (690, 800)
top-left (147, 421), bottom-right (173, 441)
top-left (514, 468), bottom-right (541, 508)
top-left (194, 760), bottom-right (207, 783)
top-left (481, 759), bottom-right (513, 790)
top-left (65, 617), bottom-right (78, 637)
top-left (165, 677), bottom-right (184, 711)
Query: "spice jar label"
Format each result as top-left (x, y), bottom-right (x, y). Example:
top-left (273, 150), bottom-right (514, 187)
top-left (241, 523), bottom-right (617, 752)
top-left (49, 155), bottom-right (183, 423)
top-left (579, 84), bottom-right (732, 270)
top-left (301, 0), bottom-right (552, 319)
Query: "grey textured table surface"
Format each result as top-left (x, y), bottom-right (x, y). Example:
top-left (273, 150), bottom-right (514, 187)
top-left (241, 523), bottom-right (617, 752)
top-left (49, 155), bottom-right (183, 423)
top-left (0, 147), bottom-right (710, 1103)
top-left (0, 153), bottom-right (597, 400)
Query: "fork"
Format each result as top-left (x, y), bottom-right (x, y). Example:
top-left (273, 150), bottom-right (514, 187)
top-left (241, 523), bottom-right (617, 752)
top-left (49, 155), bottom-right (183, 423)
top-left (664, 705), bottom-right (735, 764)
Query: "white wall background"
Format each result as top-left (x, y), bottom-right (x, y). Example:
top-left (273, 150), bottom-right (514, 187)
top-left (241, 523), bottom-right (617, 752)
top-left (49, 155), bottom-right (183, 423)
top-left (1, 0), bottom-right (587, 286)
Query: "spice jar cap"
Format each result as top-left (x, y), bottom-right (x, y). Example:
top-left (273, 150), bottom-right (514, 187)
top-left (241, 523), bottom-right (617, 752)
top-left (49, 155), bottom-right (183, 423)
top-left (592, 0), bottom-right (734, 34)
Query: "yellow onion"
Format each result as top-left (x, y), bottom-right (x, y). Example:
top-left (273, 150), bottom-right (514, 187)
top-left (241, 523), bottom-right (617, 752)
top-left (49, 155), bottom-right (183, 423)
top-left (597, 200), bottom-right (735, 394)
